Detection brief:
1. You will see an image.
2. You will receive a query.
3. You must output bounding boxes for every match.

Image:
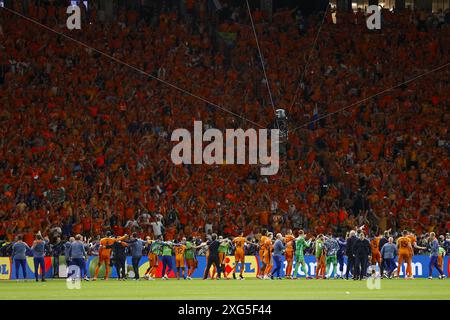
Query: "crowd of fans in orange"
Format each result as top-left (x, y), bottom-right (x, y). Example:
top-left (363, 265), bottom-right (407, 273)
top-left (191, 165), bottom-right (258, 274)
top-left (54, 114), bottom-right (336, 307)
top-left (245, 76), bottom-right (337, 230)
top-left (0, 0), bottom-right (448, 247)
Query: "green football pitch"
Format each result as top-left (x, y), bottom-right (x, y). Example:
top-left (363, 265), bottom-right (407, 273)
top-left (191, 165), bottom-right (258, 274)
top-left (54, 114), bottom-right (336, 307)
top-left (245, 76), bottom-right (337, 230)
top-left (0, 278), bottom-right (449, 300)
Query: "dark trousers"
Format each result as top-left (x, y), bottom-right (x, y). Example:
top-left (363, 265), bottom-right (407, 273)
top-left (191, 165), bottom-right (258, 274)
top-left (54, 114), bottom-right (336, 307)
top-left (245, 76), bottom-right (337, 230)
top-left (33, 257), bottom-right (45, 280)
top-left (115, 257), bottom-right (126, 279)
top-left (354, 255), bottom-right (368, 280)
top-left (132, 256), bottom-right (141, 279)
top-left (161, 256), bottom-right (173, 277)
top-left (383, 258), bottom-right (396, 276)
top-left (72, 258), bottom-right (86, 278)
top-left (14, 259), bottom-right (27, 279)
top-left (52, 256), bottom-right (59, 277)
top-left (272, 255), bottom-right (282, 278)
top-left (337, 254), bottom-right (344, 274)
top-left (429, 256), bottom-right (444, 277)
top-left (345, 256), bottom-right (354, 279)
top-left (203, 255), bottom-right (221, 279)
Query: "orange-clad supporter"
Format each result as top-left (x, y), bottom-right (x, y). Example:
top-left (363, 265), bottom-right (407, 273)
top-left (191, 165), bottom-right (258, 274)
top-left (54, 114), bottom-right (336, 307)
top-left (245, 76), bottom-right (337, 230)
top-left (0, 3), bottom-right (447, 248)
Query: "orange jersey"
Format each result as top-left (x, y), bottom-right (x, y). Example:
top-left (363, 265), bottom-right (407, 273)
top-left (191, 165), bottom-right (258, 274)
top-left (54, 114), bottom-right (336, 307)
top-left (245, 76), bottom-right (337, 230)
top-left (285, 235), bottom-right (295, 255)
top-left (284, 234), bottom-right (295, 243)
top-left (99, 237), bottom-right (116, 257)
top-left (99, 235), bottom-right (126, 257)
top-left (174, 245), bottom-right (186, 258)
top-left (370, 237), bottom-right (380, 254)
top-left (406, 235), bottom-right (417, 244)
top-left (264, 239), bottom-right (273, 254)
top-left (260, 236), bottom-right (269, 249)
top-left (407, 234), bottom-right (417, 254)
top-left (397, 236), bottom-right (411, 254)
top-left (233, 236), bottom-right (246, 249)
top-left (285, 242), bottom-right (294, 255)
top-left (263, 239), bottom-right (273, 264)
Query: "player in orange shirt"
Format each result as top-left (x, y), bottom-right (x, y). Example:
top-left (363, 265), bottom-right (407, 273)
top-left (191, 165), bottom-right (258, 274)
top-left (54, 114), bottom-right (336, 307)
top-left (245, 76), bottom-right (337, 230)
top-left (231, 232), bottom-right (249, 280)
top-left (93, 231), bottom-right (128, 281)
top-left (257, 228), bottom-right (269, 279)
top-left (143, 236), bottom-right (160, 280)
top-left (396, 230), bottom-right (413, 279)
top-left (174, 239), bottom-right (187, 280)
top-left (263, 232), bottom-right (274, 280)
top-left (284, 230), bottom-right (295, 279)
top-left (405, 231), bottom-right (426, 278)
top-left (370, 234), bottom-right (382, 275)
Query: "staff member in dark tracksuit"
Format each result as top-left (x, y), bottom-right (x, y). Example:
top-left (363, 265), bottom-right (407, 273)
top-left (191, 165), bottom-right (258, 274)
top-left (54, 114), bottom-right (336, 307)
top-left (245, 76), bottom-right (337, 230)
top-left (51, 236), bottom-right (64, 278)
top-left (127, 232), bottom-right (145, 280)
top-left (203, 233), bottom-right (222, 280)
top-left (353, 232), bottom-right (371, 280)
top-left (378, 230), bottom-right (390, 276)
top-left (337, 235), bottom-right (346, 278)
top-left (106, 240), bottom-right (128, 280)
top-left (345, 230), bottom-right (357, 280)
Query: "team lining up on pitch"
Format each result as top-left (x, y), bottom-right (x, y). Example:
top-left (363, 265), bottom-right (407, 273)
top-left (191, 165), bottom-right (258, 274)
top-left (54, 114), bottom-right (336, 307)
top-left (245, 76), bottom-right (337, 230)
top-left (10, 227), bottom-right (447, 282)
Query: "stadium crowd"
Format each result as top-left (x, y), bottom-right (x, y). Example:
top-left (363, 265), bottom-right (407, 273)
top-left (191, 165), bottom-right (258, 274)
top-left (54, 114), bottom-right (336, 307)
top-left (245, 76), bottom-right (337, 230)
top-left (0, 0), bottom-right (449, 254)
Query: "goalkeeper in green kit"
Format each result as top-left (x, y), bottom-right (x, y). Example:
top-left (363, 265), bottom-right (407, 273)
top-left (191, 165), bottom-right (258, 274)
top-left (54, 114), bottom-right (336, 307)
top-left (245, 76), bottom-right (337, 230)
top-left (324, 234), bottom-right (340, 279)
top-left (293, 230), bottom-right (313, 279)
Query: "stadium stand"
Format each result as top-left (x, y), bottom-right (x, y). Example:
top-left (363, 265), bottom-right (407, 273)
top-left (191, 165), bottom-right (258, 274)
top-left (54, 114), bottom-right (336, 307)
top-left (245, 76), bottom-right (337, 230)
top-left (0, 0), bottom-right (448, 246)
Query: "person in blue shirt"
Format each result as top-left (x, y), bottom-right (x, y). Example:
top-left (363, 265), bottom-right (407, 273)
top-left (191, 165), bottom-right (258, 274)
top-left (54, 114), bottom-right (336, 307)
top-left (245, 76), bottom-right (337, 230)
top-left (380, 237), bottom-right (397, 278)
top-left (271, 233), bottom-right (285, 280)
top-left (64, 237), bottom-right (74, 267)
top-left (12, 235), bottom-right (30, 280)
top-left (428, 232), bottom-right (446, 280)
top-left (31, 232), bottom-right (48, 282)
top-left (69, 234), bottom-right (89, 280)
top-left (127, 232), bottom-right (145, 280)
